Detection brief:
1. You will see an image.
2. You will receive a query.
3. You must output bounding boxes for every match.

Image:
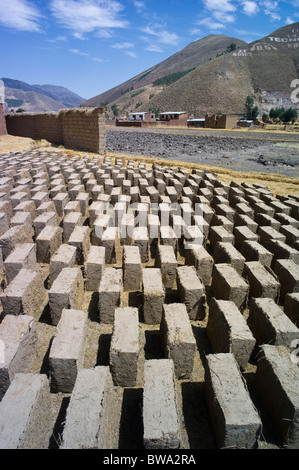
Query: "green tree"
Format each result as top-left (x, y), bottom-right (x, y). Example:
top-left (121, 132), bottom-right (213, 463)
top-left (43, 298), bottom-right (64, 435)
top-left (226, 43), bottom-right (237, 53)
top-left (262, 113), bottom-right (269, 123)
top-left (245, 96), bottom-right (258, 120)
top-left (281, 108), bottom-right (298, 124)
top-left (111, 104), bottom-right (120, 117)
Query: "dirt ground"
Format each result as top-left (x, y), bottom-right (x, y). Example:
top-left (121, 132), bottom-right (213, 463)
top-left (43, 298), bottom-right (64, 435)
top-left (0, 131), bottom-right (297, 450)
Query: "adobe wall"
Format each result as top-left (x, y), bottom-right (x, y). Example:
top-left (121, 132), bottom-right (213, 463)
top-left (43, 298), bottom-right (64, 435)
top-left (0, 103), bottom-right (7, 136)
top-left (5, 107), bottom-right (106, 154)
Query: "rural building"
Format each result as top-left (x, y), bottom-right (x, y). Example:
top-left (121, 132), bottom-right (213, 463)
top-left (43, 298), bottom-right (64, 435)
top-left (204, 114), bottom-right (239, 129)
top-left (158, 112), bottom-right (188, 127)
top-left (116, 112), bottom-right (156, 128)
top-left (187, 118), bottom-right (205, 128)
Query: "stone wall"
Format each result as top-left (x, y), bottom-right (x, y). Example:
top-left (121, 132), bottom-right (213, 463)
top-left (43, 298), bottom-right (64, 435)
top-left (0, 103), bottom-right (7, 136)
top-left (5, 107), bottom-right (106, 154)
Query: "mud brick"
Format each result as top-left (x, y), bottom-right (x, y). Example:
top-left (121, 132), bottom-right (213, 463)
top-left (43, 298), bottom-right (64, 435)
top-left (154, 178), bottom-right (166, 195)
top-left (0, 373), bottom-right (51, 449)
top-left (68, 225), bottom-right (90, 265)
top-left (0, 202), bottom-right (12, 222)
top-left (49, 308), bottom-right (88, 393)
top-left (49, 267), bottom-right (84, 325)
top-left (235, 202), bottom-right (254, 218)
top-left (284, 292), bottom-right (299, 327)
top-left (98, 268), bottom-right (122, 324)
top-left (63, 200), bottom-right (81, 215)
top-left (155, 244), bottom-right (177, 289)
top-left (98, 227), bottom-right (119, 264)
top-left (146, 186), bottom-right (159, 203)
top-left (76, 192), bottom-right (89, 217)
top-left (13, 201), bottom-right (36, 224)
top-left (160, 303), bottom-right (196, 379)
top-left (36, 201), bottom-right (56, 216)
top-left (4, 243), bottom-right (36, 285)
top-left (185, 244), bottom-right (213, 286)
top-left (176, 265), bottom-right (206, 320)
top-left (36, 226), bottom-right (62, 263)
top-left (165, 185), bottom-right (178, 203)
top-left (48, 244), bottom-right (77, 288)
top-left (198, 203), bottom-right (213, 224)
top-left (184, 224), bottom-right (204, 250)
top-left (89, 201), bottom-right (107, 226)
top-left (132, 226), bottom-right (148, 262)
top-left (270, 199), bottom-right (291, 215)
top-left (130, 186), bottom-right (140, 204)
top-left (109, 307), bottom-right (139, 387)
top-left (192, 214), bottom-right (209, 238)
top-left (240, 240), bottom-right (273, 267)
top-left (142, 268), bottom-right (165, 324)
top-left (10, 191), bottom-right (28, 209)
top-left (234, 213), bottom-right (258, 233)
top-left (0, 212), bottom-right (9, 236)
top-left (0, 268), bottom-right (47, 317)
top-left (266, 239), bottom-right (299, 264)
top-left (159, 202), bottom-right (171, 226)
top-left (255, 345), bottom-right (299, 448)
top-left (205, 352), bottom-right (261, 449)
top-left (60, 366), bottom-right (117, 449)
top-left (234, 225), bottom-right (259, 251)
top-left (63, 211), bottom-right (83, 243)
top-left (211, 214), bottom-right (234, 233)
top-left (1, 225), bottom-right (32, 260)
top-left (31, 191), bottom-right (49, 208)
top-left (143, 359), bottom-right (181, 449)
top-left (273, 259), bottom-right (299, 299)
top-left (275, 212), bottom-right (299, 229)
top-left (279, 225), bottom-right (299, 246)
top-left (258, 225), bottom-right (286, 251)
top-left (51, 193), bottom-right (68, 218)
top-left (160, 226), bottom-right (179, 253)
top-left (33, 212), bottom-right (57, 238)
top-left (123, 245), bottom-right (141, 292)
top-left (209, 226), bottom-right (234, 251)
top-left (0, 315), bottom-right (37, 400)
top-left (207, 298), bottom-right (255, 370)
top-left (253, 201), bottom-right (275, 218)
top-left (248, 297), bottom-right (299, 347)
top-left (10, 211), bottom-right (32, 236)
top-left (212, 263), bottom-right (249, 309)
top-left (255, 213), bottom-right (281, 230)
top-left (213, 242), bottom-right (245, 275)
top-left (119, 213), bottom-right (135, 245)
top-left (148, 213), bottom-right (160, 242)
top-left (82, 245), bottom-right (105, 291)
top-left (243, 261), bottom-right (280, 301)
top-left (215, 203), bottom-right (235, 223)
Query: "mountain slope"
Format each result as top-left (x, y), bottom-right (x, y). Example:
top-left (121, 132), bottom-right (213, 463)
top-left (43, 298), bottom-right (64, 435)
top-left (82, 34), bottom-right (247, 111)
top-left (2, 78), bottom-right (85, 112)
top-left (83, 23), bottom-right (299, 118)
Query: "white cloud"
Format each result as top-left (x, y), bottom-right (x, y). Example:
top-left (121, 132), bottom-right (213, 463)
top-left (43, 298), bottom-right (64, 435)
top-left (125, 50), bottom-right (137, 58)
top-left (241, 1), bottom-right (259, 15)
top-left (140, 24), bottom-right (179, 45)
top-left (69, 48), bottom-right (89, 56)
top-left (260, 1), bottom-right (281, 21)
top-left (50, 0), bottom-right (128, 37)
top-left (111, 42), bottom-right (134, 49)
top-left (286, 16), bottom-right (295, 24)
top-left (213, 11), bottom-right (235, 23)
top-left (0, 0), bottom-right (42, 32)
top-left (197, 17), bottom-right (225, 29)
top-left (203, 0), bottom-right (236, 13)
top-left (133, 1), bottom-right (145, 12)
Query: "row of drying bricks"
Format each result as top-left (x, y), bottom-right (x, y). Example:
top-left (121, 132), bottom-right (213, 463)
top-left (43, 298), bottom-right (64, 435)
top-left (0, 151), bottom-right (298, 449)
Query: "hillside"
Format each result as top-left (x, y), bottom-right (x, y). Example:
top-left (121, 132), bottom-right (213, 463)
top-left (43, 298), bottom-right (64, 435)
top-left (82, 34), bottom-right (247, 114)
top-left (2, 78), bottom-right (85, 112)
top-left (83, 23), bottom-right (299, 118)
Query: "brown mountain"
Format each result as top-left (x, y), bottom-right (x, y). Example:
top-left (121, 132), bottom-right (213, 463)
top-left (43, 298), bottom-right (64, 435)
top-left (83, 23), bottom-right (299, 119)
top-left (82, 34), bottom-right (247, 114)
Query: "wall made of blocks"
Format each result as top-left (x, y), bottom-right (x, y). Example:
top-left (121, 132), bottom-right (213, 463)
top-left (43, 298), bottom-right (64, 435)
top-left (5, 107), bottom-right (106, 154)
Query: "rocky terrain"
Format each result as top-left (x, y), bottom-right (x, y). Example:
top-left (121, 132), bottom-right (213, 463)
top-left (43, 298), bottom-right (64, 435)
top-left (106, 127), bottom-right (299, 178)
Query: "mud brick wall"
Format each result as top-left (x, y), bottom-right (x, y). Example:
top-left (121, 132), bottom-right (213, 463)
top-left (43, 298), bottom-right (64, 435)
top-left (5, 107), bottom-right (105, 153)
top-left (61, 108), bottom-right (106, 153)
top-left (0, 104), bottom-right (7, 136)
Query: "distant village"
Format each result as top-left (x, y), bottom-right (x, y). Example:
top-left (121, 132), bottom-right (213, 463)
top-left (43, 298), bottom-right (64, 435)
top-left (115, 111), bottom-right (254, 130)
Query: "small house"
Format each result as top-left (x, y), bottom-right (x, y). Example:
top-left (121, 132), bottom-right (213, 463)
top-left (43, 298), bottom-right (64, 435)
top-left (158, 112), bottom-right (188, 127)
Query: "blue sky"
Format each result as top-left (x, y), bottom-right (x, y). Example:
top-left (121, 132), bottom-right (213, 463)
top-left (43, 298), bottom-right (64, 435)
top-left (0, 0), bottom-right (298, 100)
